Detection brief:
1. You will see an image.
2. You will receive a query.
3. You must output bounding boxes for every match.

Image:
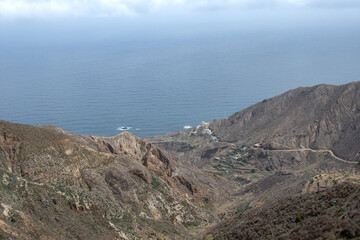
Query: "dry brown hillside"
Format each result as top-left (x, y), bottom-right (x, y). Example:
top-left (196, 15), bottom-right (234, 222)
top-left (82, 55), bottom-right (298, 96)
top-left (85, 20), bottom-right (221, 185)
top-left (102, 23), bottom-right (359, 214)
top-left (211, 81), bottom-right (360, 162)
top-left (1, 82), bottom-right (360, 240)
top-left (147, 82), bottom-right (360, 240)
top-left (0, 120), bottom-right (231, 240)
top-left (206, 182), bottom-right (360, 240)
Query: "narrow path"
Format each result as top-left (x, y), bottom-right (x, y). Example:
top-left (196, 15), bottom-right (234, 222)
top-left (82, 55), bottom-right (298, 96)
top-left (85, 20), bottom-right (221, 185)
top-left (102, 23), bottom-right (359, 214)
top-left (258, 147), bottom-right (358, 164)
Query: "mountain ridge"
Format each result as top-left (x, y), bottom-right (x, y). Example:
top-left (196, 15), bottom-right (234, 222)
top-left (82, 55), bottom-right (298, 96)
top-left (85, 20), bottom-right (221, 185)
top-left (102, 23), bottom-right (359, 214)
top-left (210, 81), bottom-right (360, 161)
top-left (0, 120), bottom-right (232, 239)
top-left (1, 81), bottom-right (360, 239)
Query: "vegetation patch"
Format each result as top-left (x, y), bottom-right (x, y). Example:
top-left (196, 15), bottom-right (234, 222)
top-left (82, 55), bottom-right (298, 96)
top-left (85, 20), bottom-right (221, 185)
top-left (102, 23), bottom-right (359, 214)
top-left (236, 203), bottom-right (251, 214)
top-left (183, 220), bottom-right (202, 233)
top-left (151, 176), bottom-right (161, 190)
top-left (205, 234), bottom-right (215, 240)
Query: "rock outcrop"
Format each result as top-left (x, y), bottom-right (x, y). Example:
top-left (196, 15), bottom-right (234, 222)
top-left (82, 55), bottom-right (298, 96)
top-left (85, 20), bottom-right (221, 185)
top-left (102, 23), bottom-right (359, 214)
top-left (0, 120), bottom-right (229, 240)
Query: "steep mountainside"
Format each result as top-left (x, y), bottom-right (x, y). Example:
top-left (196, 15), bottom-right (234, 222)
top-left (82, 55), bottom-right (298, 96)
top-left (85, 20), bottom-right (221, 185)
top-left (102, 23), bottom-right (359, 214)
top-left (149, 82), bottom-right (360, 192)
top-left (206, 182), bottom-right (360, 240)
top-left (146, 82), bottom-right (360, 239)
top-left (0, 121), bottom-right (230, 240)
top-left (1, 82), bottom-right (360, 240)
top-left (211, 81), bottom-right (360, 161)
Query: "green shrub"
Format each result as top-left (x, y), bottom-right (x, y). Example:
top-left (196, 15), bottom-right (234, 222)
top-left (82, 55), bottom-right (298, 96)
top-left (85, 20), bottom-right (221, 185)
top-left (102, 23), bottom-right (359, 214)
top-left (295, 215), bottom-right (302, 222)
top-left (236, 207), bottom-right (243, 214)
top-left (205, 234), bottom-right (215, 240)
top-left (151, 176), bottom-right (160, 189)
top-left (251, 169), bottom-right (256, 173)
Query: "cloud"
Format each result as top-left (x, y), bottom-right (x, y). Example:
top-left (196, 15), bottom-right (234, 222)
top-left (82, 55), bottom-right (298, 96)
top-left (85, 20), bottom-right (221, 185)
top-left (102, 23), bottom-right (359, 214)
top-left (0, 0), bottom-right (359, 19)
top-left (0, 0), bottom-right (136, 18)
top-left (307, 0), bottom-right (360, 8)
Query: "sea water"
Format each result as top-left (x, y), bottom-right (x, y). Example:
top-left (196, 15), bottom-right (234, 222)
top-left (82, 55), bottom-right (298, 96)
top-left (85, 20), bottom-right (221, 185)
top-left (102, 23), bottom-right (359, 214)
top-left (1, 12), bottom-right (360, 138)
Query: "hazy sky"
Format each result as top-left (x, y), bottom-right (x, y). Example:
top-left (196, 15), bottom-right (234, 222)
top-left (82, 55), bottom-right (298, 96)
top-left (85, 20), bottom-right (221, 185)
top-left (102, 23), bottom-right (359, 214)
top-left (0, 0), bottom-right (359, 47)
top-left (1, 0), bottom-right (360, 19)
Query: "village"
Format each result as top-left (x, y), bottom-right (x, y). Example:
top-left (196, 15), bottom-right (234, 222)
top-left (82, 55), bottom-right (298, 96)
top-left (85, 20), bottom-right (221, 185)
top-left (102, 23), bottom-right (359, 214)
top-left (182, 121), bottom-right (266, 177)
top-left (185, 121), bottom-right (218, 142)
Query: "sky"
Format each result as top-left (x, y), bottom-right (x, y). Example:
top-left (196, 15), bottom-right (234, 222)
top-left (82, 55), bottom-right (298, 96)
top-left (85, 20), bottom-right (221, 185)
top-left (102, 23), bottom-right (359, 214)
top-left (0, 0), bottom-right (359, 48)
top-left (1, 0), bottom-right (360, 20)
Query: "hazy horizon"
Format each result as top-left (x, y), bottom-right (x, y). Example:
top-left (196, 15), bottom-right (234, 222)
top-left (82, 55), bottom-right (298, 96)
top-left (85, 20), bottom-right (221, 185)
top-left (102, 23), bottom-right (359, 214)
top-left (1, 0), bottom-right (359, 46)
top-left (1, 0), bottom-right (360, 19)
top-left (0, 0), bottom-right (360, 137)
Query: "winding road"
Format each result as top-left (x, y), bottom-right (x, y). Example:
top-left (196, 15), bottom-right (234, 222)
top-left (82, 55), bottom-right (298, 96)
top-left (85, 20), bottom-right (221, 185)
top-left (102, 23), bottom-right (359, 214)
top-left (258, 147), bottom-right (358, 164)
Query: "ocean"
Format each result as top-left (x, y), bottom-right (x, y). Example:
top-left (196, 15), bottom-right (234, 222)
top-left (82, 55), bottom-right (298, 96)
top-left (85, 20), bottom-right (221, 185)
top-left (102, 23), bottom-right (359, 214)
top-left (1, 14), bottom-right (360, 138)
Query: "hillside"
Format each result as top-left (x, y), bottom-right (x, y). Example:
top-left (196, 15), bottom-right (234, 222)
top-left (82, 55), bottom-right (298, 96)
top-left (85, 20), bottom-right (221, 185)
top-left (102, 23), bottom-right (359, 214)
top-left (0, 120), bottom-right (231, 239)
top-left (211, 81), bottom-right (360, 161)
top-left (206, 181), bottom-right (360, 240)
top-left (1, 82), bottom-right (360, 239)
top-left (150, 82), bottom-right (360, 181)
top-left (147, 82), bottom-right (360, 239)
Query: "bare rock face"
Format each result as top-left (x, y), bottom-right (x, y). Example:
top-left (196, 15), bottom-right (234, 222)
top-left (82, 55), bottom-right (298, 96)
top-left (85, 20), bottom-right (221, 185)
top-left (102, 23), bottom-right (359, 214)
top-left (0, 130), bottom-right (21, 172)
top-left (88, 132), bottom-right (227, 203)
top-left (91, 132), bottom-right (173, 178)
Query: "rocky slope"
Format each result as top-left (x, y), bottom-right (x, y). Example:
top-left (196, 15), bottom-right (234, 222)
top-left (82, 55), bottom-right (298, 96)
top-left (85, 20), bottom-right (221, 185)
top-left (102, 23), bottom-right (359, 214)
top-left (146, 82), bottom-right (360, 239)
top-left (1, 82), bottom-right (360, 240)
top-left (211, 81), bottom-right (360, 161)
top-left (198, 82), bottom-right (360, 240)
top-left (0, 120), bottom-right (231, 240)
top-left (150, 82), bottom-right (360, 191)
top-left (206, 181), bottom-right (360, 240)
